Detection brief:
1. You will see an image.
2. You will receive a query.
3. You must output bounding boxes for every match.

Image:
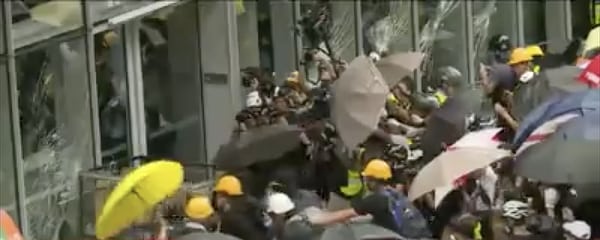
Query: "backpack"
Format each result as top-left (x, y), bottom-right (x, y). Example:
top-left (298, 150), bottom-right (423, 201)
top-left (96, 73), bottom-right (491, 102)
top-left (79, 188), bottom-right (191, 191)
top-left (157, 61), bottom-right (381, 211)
top-left (382, 189), bottom-right (432, 238)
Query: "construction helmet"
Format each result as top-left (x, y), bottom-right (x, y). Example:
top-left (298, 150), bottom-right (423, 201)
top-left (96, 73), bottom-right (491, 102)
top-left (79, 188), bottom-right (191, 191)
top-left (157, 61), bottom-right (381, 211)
top-left (508, 48), bottom-right (533, 65)
top-left (214, 175), bottom-right (243, 196)
top-left (267, 193), bottom-right (295, 214)
top-left (525, 45), bottom-right (544, 57)
top-left (361, 159), bottom-right (392, 180)
top-left (185, 196), bottom-right (214, 219)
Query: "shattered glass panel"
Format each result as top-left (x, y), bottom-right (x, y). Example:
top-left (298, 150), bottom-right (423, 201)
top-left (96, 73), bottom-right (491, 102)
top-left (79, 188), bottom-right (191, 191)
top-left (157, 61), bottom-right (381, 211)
top-left (362, 0), bottom-right (413, 54)
top-left (1, 61), bottom-right (20, 225)
top-left (16, 37), bottom-right (93, 240)
top-left (418, 0), bottom-right (466, 90)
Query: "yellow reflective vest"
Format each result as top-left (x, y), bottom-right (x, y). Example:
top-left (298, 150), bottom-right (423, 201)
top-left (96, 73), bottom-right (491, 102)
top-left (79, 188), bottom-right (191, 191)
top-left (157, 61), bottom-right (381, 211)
top-left (340, 170), bottom-right (363, 197)
top-left (434, 91), bottom-right (448, 106)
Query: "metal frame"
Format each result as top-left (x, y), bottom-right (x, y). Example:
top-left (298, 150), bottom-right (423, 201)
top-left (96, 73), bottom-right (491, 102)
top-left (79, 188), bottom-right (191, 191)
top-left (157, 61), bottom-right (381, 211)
top-left (292, 0), bottom-right (303, 72)
top-left (465, 1), bottom-right (475, 85)
top-left (410, 0), bottom-right (422, 92)
top-left (1, 1), bottom-right (30, 237)
top-left (516, 0), bottom-right (525, 46)
top-left (354, 0), bottom-right (363, 56)
top-left (226, 1), bottom-right (242, 112)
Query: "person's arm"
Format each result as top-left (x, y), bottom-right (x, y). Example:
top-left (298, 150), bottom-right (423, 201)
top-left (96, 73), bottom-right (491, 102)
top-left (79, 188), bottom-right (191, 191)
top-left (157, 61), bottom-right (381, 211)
top-left (310, 208), bottom-right (358, 226)
top-left (494, 103), bottom-right (519, 131)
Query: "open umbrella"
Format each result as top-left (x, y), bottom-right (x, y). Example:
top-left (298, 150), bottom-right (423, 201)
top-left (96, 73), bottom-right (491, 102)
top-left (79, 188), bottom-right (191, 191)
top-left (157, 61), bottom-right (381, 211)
top-left (96, 161), bottom-right (184, 239)
top-left (320, 223), bottom-right (403, 240)
top-left (512, 90), bottom-right (600, 150)
top-left (514, 110), bottom-right (600, 184)
top-left (213, 124), bottom-right (303, 170)
top-left (332, 56), bottom-right (389, 150)
top-left (512, 66), bottom-right (586, 120)
top-left (408, 147), bottom-right (509, 201)
top-left (0, 210), bottom-right (22, 240)
top-left (583, 26), bottom-right (600, 55)
top-left (375, 52), bottom-right (425, 85)
top-left (176, 232), bottom-right (241, 240)
top-left (420, 94), bottom-right (478, 163)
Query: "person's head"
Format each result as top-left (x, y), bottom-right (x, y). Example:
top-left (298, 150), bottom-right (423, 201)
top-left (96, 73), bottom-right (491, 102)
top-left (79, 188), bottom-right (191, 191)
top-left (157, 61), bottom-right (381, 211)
top-left (213, 175), bottom-right (244, 209)
top-left (392, 76), bottom-right (414, 99)
top-left (438, 66), bottom-right (464, 96)
top-left (508, 48), bottom-right (533, 77)
top-left (185, 196), bottom-right (215, 222)
top-left (266, 192), bottom-right (296, 217)
top-left (502, 200), bottom-right (530, 226)
top-left (563, 221), bottom-right (591, 240)
top-left (361, 159), bottom-right (392, 191)
top-left (489, 34), bottom-right (513, 62)
top-left (482, 64), bottom-right (515, 96)
top-left (273, 95), bottom-right (289, 112)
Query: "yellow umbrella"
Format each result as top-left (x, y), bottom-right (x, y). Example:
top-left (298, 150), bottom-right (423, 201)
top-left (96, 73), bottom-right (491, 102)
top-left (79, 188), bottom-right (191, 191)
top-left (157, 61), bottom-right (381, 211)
top-left (95, 160), bottom-right (184, 239)
top-left (584, 26), bottom-right (600, 55)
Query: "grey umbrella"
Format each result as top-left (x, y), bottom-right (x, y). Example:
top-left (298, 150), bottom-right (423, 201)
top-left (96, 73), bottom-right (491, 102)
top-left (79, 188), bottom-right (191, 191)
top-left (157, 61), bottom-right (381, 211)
top-left (375, 52), bottom-right (425, 85)
top-left (175, 232), bottom-right (241, 240)
top-left (515, 110), bottom-right (600, 184)
top-left (320, 223), bottom-right (404, 240)
top-left (332, 56), bottom-right (389, 150)
top-left (213, 124), bottom-right (303, 170)
top-left (513, 66), bottom-right (586, 120)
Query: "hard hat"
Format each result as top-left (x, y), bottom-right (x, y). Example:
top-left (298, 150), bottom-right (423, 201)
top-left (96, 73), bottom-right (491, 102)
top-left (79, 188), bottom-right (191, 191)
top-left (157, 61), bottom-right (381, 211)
top-left (245, 91), bottom-right (263, 108)
top-left (214, 175), bottom-right (243, 196)
top-left (438, 66), bottom-right (463, 87)
top-left (525, 45), bottom-right (544, 57)
top-left (286, 71), bottom-right (300, 84)
top-left (185, 196), bottom-right (214, 219)
top-left (563, 221), bottom-right (591, 240)
top-left (361, 159), bottom-right (392, 180)
top-left (508, 48), bottom-right (533, 65)
top-left (266, 193), bottom-right (295, 214)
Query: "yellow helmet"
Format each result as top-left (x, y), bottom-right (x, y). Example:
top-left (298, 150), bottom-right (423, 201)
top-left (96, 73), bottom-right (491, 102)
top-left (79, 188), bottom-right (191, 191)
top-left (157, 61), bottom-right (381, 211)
top-left (361, 159), bottom-right (392, 180)
top-left (214, 175), bottom-right (243, 196)
top-left (185, 196), bottom-right (214, 219)
top-left (286, 71), bottom-right (300, 84)
top-left (508, 48), bottom-right (533, 65)
top-left (525, 45), bottom-right (544, 57)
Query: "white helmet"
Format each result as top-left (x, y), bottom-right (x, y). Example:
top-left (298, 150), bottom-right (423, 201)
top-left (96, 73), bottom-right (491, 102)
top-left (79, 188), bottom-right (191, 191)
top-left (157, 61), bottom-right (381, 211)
top-left (502, 200), bottom-right (529, 220)
top-left (368, 52), bottom-right (381, 62)
top-left (246, 91), bottom-right (263, 108)
top-left (267, 193), bottom-right (295, 214)
top-left (563, 221), bottom-right (591, 240)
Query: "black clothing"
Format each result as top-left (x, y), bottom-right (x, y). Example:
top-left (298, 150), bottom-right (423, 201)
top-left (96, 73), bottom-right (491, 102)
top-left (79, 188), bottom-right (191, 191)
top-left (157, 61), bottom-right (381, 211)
top-left (351, 192), bottom-right (402, 234)
top-left (219, 198), bottom-right (269, 240)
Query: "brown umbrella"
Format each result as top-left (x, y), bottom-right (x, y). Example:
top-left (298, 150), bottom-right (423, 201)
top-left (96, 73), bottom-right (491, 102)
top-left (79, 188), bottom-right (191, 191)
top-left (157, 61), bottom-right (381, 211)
top-left (375, 52), bottom-right (425, 85)
top-left (408, 147), bottom-right (510, 201)
top-left (332, 56), bottom-right (389, 150)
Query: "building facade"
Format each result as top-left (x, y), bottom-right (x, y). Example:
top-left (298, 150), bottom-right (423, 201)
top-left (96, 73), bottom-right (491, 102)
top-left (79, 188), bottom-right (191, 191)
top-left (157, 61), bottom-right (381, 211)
top-left (0, 0), bottom-right (590, 239)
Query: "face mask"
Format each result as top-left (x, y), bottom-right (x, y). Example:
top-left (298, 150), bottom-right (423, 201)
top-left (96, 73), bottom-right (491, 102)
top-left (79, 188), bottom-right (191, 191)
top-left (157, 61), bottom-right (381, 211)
top-left (519, 71), bottom-right (535, 83)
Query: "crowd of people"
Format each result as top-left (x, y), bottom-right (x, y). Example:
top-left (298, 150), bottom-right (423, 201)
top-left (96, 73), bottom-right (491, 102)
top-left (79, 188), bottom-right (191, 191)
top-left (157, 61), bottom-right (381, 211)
top-left (125, 27), bottom-right (600, 240)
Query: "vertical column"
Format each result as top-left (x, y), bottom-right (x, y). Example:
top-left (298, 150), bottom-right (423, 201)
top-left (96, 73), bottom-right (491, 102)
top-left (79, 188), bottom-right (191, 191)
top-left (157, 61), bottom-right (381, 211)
top-left (199, 1), bottom-right (242, 161)
top-left (465, 1), bottom-right (475, 85)
top-left (269, 0), bottom-right (296, 82)
top-left (411, 0), bottom-right (422, 92)
top-left (354, 1), bottom-right (363, 56)
top-left (516, 0), bottom-right (525, 46)
top-left (1, 1), bottom-right (29, 237)
top-left (123, 21), bottom-right (148, 156)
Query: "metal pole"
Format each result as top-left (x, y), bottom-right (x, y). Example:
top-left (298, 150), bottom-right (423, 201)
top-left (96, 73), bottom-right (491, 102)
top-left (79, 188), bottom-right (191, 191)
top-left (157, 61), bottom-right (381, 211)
top-left (563, 0), bottom-right (573, 41)
top-left (292, 0), bottom-right (303, 72)
top-left (465, 1), bottom-right (475, 85)
top-left (1, 1), bottom-right (30, 237)
top-left (124, 20), bottom-right (148, 156)
top-left (226, 1), bottom-right (242, 113)
top-left (354, 0), bottom-right (363, 56)
top-left (410, 0), bottom-right (422, 92)
top-left (516, 0), bottom-right (525, 46)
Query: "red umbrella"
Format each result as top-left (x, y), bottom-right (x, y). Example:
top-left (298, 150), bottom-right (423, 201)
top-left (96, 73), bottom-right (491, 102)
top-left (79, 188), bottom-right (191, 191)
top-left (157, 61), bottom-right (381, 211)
top-left (578, 55), bottom-right (600, 88)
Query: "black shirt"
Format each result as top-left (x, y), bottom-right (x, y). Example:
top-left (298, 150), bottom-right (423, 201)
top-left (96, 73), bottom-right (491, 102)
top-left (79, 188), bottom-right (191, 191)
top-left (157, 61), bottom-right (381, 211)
top-left (219, 198), bottom-right (269, 240)
top-left (351, 192), bottom-right (402, 234)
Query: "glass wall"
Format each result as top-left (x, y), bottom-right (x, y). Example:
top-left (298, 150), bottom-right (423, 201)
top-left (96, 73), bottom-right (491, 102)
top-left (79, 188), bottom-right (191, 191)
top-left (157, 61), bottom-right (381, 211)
top-left (15, 36), bottom-right (92, 240)
top-left (140, 2), bottom-right (207, 181)
top-left (362, 0), bottom-right (414, 54)
top-left (472, 1), bottom-right (518, 66)
top-left (418, 0), bottom-right (468, 90)
top-left (571, 0), bottom-right (595, 40)
top-left (95, 28), bottom-right (130, 164)
top-left (0, 61), bottom-right (20, 226)
top-left (523, 0), bottom-right (547, 45)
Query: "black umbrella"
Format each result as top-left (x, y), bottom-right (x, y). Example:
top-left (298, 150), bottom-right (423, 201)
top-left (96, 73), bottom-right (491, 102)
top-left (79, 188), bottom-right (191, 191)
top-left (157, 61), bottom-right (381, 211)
top-left (421, 92), bottom-right (479, 163)
top-left (175, 232), bottom-right (241, 240)
top-left (320, 223), bottom-right (403, 240)
top-left (513, 66), bottom-right (586, 120)
top-left (213, 124), bottom-right (303, 170)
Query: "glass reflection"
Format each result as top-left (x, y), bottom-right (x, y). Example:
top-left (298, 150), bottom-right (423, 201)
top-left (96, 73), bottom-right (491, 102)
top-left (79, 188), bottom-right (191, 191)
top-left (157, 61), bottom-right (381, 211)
top-left (16, 37), bottom-right (92, 240)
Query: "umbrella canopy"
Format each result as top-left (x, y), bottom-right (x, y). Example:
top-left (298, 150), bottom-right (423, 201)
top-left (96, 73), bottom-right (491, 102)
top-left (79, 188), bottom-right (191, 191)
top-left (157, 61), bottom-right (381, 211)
top-left (320, 223), bottom-right (403, 240)
top-left (583, 26), bottom-right (600, 55)
top-left (0, 210), bottom-right (22, 240)
top-left (332, 56), bottom-right (389, 150)
top-left (176, 232), bottom-right (242, 240)
top-left (512, 66), bottom-right (586, 120)
top-left (512, 90), bottom-right (600, 150)
top-left (96, 161), bottom-right (184, 239)
top-left (408, 147), bottom-right (510, 201)
top-left (514, 110), bottom-right (600, 184)
top-left (213, 124), bottom-right (303, 170)
top-left (420, 95), bottom-right (477, 163)
top-left (578, 55), bottom-right (600, 88)
top-left (375, 52), bottom-right (425, 85)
